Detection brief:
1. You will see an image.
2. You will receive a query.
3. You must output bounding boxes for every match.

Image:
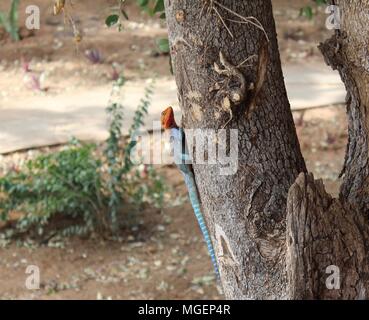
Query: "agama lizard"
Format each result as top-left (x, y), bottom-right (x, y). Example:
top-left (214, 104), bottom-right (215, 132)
top-left (161, 106), bottom-right (220, 279)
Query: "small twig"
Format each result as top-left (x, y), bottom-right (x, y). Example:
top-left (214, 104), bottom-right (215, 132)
top-left (213, 0), bottom-right (269, 42)
top-left (213, 6), bottom-right (234, 39)
top-left (173, 37), bottom-right (193, 50)
top-left (227, 18), bottom-right (268, 39)
top-left (200, 0), bottom-right (234, 38)
top-left (237, 54), bottom-right (258, 68)
top-left (222, 109), bottom-right (233, 129)
top-left (199, 0), bottom-right (207, 18)
top-left (199, 0), bottom-right (269, 42)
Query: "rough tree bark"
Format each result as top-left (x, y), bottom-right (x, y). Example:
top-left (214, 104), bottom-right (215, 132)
top-left (164, 0), bottom-right (369, 299)
top-left (287, 0), bottom-right (369, 299)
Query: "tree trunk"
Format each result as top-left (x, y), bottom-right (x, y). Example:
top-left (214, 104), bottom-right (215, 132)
top-left (286, 0), bottom-right (369, 299)
top-left (164, 0), bottom-right (369, 299)
top-left (319, 0), bottom-right (369, 213)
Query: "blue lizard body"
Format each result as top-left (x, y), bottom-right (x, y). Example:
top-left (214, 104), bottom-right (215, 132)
top-left (169, 127), bottom-right (220, 279)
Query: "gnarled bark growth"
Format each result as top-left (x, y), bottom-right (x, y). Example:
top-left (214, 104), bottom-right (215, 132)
top-left (319, 1), bottom-right (369, 214)
top-left (286, 173), bottom-right (369, 299)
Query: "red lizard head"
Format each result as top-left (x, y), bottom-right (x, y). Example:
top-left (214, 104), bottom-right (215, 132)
top-left (161, 106), bottom-right (178, 129)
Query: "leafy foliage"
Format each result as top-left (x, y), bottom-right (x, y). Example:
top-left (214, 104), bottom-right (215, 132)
top-left (105, 0), bottom-right (129, 30)
top-left (106, 0), bottom-right (168, 54)
top-left (0, 141), bottom-right (105, 237)
top-left (300, 0), bottom-right (327, 20)
top-left (0, 76), bottom-right (165, 239)
top-left (104, 76), bottom-right (158, 233)
top-left (104, 75), bottom-right (126, 232)
top-left (136, 0), bottom-right (165, 18)
top-left (106, 14), bottom-right (120, 27)
top-left (0, 0), bottom-right (20, 41)
top-left (156, 38), bottom-right (170, 54)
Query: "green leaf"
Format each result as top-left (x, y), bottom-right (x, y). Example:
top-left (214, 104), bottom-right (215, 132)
top-left (9, 0), bottom-right (20, 41)
top-left (0, 12), bottom-right (10, 32)
top-left (153, 0), bottom-right (164, 13)
top-left (300, 6), bottom-right (314, 20)
top-left (105, 14), bottom-right (119, 27)
top-left (0, 0), bottom-right (20, 41)
top-left (156, 38), bottom-right (170, 53)
top-left (137, 0), bottom-right (149, 7)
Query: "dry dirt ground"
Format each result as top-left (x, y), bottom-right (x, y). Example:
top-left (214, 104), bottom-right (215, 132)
top-left (0, 0), bottom-right (347, 299)
top-left (0, 0), bottom-right (331, 99)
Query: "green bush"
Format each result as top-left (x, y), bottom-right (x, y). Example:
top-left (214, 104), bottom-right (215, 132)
top-left (0, 0), bottom-right (20, 41)
top-left (0, 141), bottom-right (105, 236)
top-left (0, 76), bottom-right (165, 239)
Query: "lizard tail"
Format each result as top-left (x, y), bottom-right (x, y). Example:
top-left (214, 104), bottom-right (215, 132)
top-left (184, 173), bottom-right (220, 280)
